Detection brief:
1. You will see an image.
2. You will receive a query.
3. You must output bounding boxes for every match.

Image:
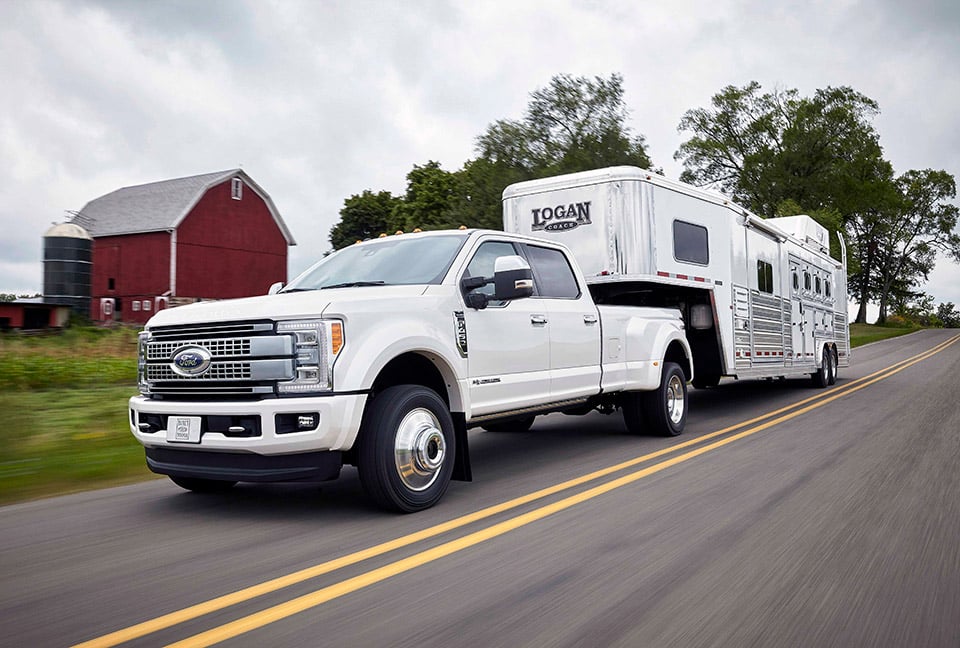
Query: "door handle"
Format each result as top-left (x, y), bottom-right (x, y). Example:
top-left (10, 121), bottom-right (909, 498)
top-left (583, 314), bottom-right (598, 324)
top-left (530, 315), bottom-right (548, 326)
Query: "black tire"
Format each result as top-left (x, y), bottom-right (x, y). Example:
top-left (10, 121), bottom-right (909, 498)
top-left (169, 476), bottom-right (237, 493)
top-left (812, 347), bottom-right (830, 388)
top-left (827, 347), bottom-right (838, 385)
top-left (641, 362), bottom-right (687, 436)
top-left (691, 373), bottom-right (721, 389)
top-left (482, 416), bottom-right (535, 433)
top-left (357, 385), bottom-right (455, 513)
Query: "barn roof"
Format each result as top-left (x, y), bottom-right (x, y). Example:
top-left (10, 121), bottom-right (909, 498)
top-left (73, 169), bottom-right (295, 245)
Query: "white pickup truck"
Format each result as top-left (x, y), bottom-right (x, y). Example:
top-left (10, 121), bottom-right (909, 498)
top-left (131, 228), bottom-right (692, 511)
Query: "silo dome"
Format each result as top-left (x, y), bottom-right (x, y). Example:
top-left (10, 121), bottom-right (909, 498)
top-left (43, 221), bottom-right (93, 317)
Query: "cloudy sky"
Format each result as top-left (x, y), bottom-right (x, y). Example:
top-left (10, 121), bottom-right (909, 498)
top-left (2, 0), bottom-right (958, 315)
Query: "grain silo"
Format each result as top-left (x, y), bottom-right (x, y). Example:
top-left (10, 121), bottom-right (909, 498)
top-left (43, 222), bottom-right (92, 316)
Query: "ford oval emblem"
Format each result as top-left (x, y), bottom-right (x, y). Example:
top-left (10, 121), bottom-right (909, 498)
top-left (171, 346), bottom-right (212, 377)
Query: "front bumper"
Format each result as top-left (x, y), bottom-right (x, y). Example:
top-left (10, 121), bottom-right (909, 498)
top-left (145, 447), bottom-right (344, 482)
top-left (128, 393), bottom-right (368, 456)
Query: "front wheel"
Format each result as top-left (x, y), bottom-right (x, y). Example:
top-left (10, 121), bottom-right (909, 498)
top-left (357, 385), bottom-right (455, 513)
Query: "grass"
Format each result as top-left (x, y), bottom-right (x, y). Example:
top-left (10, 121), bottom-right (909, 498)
top-left (0, 327), bottom-right (156, 505)
top-left (0, 386), bottom-right (155, 505)
top-left (849, 323), bottom-right (918, 347)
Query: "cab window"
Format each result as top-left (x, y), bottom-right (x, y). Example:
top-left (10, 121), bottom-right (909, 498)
top-left (522, 244), bottom-right (581, 299)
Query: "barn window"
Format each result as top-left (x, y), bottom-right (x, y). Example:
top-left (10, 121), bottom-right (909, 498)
top-left (673, 220), bottom-right (709, 265)
top-left (757, 260), bottom-right (773, 294)
top-left (108, 278), bottom-right (115, 290)
top-left (231, 178), bottom-right (243, 200)
top-left (132, 300), bottom-right (141, 312)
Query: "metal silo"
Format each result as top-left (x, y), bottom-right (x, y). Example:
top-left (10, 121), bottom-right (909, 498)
top-left (43, 222), bottom-right (92, 316)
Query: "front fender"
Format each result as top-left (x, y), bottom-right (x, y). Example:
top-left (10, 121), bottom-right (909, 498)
top-left (330, 313), bottom-right (466, 411)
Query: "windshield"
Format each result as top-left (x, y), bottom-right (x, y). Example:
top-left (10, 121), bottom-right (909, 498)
top-left (283, 234), bottom-right (468, 291)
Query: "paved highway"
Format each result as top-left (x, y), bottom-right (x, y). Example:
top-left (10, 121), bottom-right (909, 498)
top-left (2, 329), bottom-right (958, 647)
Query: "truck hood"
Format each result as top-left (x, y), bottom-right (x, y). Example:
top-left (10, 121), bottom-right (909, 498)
top-left (145, 285), bottom-right (428, 328)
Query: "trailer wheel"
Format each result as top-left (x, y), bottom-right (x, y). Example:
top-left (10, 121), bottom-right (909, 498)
top-left (169, 476), bottom-right (236, 493)
top-left (827, 347), bottom-right (838, 385)
top-left (357, 385), bottom-right (455, 513)
top-left (692, 373), bottom-right (721, 389)
top-left (812, 347), bottom-right (831, 388)
top-left (482, 416), bottom-right (535, 433)
top-left (641, 362), bottom-right (687, 437)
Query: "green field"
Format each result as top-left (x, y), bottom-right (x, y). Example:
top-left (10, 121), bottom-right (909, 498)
top-left (0, 328), bottom-right (156, 504)
top-left (0, 322), bottom-right (921, 505)
top-left (848, 322), bottom-right (918, 347)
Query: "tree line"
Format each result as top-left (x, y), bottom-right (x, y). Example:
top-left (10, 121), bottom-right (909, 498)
top-left (328, 73), bottom-right (960, 325)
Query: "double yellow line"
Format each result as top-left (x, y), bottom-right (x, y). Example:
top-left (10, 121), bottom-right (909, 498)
top-left (75, 334), bottom-right (959, 648)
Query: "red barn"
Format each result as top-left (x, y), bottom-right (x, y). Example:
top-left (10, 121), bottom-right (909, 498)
top-left (76, 170), bottom-right (295, 324)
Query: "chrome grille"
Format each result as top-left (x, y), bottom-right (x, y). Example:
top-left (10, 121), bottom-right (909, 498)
top-left (147, 362), bottom-right (253, 381)
top-left (146, 338), bottom-right (252, 360)
top-left (141, 321), bottom-right (296, 397)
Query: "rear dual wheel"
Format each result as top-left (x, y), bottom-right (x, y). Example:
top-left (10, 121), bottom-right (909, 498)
top-left (622, 361), bottom-right (687, 437)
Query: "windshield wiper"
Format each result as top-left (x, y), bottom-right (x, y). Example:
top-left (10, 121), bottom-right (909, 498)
top-left (320, 281), bottom-right (387, 290)
top-left (278, 288), bottom-right (315, 293)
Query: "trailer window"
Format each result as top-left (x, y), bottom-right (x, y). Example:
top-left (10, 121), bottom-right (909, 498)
top-left (757, 260), bottom-right (774, 294)
top-left (673, 221), bottom-right (709, 265)
top-left (523, 244), bottom-right (580, 299)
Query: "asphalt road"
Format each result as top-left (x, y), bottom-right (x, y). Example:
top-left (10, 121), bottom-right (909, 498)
top-left (2, 329), bottom-right (958, 648)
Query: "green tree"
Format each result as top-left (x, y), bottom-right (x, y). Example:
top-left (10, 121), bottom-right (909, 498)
top-left (391, 161), bottom-right (461, 232)
top-left (936, 302), bottom-right (960, 328)
top-left (328, 190), bottom-right (401, 250)
top-left (477, 73), bottom-right (652, 177)
top-left (872, 169), bottom-right (960, 323)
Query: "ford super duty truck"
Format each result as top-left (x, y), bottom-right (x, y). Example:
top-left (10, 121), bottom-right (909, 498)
top-left (131, 228), bottom-right (692, 512)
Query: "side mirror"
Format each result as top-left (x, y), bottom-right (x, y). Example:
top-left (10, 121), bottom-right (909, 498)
top-left (493, 255), bottom-right (534, 301)
top-left (268, 282), bottom-right (284, 295)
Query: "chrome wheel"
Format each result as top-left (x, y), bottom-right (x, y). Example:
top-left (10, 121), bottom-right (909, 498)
top-left (666, 373), bottom-right (686, 425)
top-left (394, 408), bottom-right (447, 492)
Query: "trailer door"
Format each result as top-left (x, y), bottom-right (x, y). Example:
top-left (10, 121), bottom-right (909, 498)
top-left (789, 258), bottom-right (806, 363)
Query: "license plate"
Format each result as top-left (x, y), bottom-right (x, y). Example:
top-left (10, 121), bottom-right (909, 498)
top-left (167, 416), bottom-right (202, 443)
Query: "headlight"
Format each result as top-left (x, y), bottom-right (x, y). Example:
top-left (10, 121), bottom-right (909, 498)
top-left (276, 319), bottom-right (344, 394)
top-left (137, 330), bottom-right (151, 395)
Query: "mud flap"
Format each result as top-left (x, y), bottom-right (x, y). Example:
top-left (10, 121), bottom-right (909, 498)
top-left (451, 412), bottom-right (472, 481)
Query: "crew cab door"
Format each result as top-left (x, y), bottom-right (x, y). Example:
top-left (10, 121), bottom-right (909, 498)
top-left (460, 240), bottom-right (551, 416)
top-left (521, 243), bottom-right (602, 402)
